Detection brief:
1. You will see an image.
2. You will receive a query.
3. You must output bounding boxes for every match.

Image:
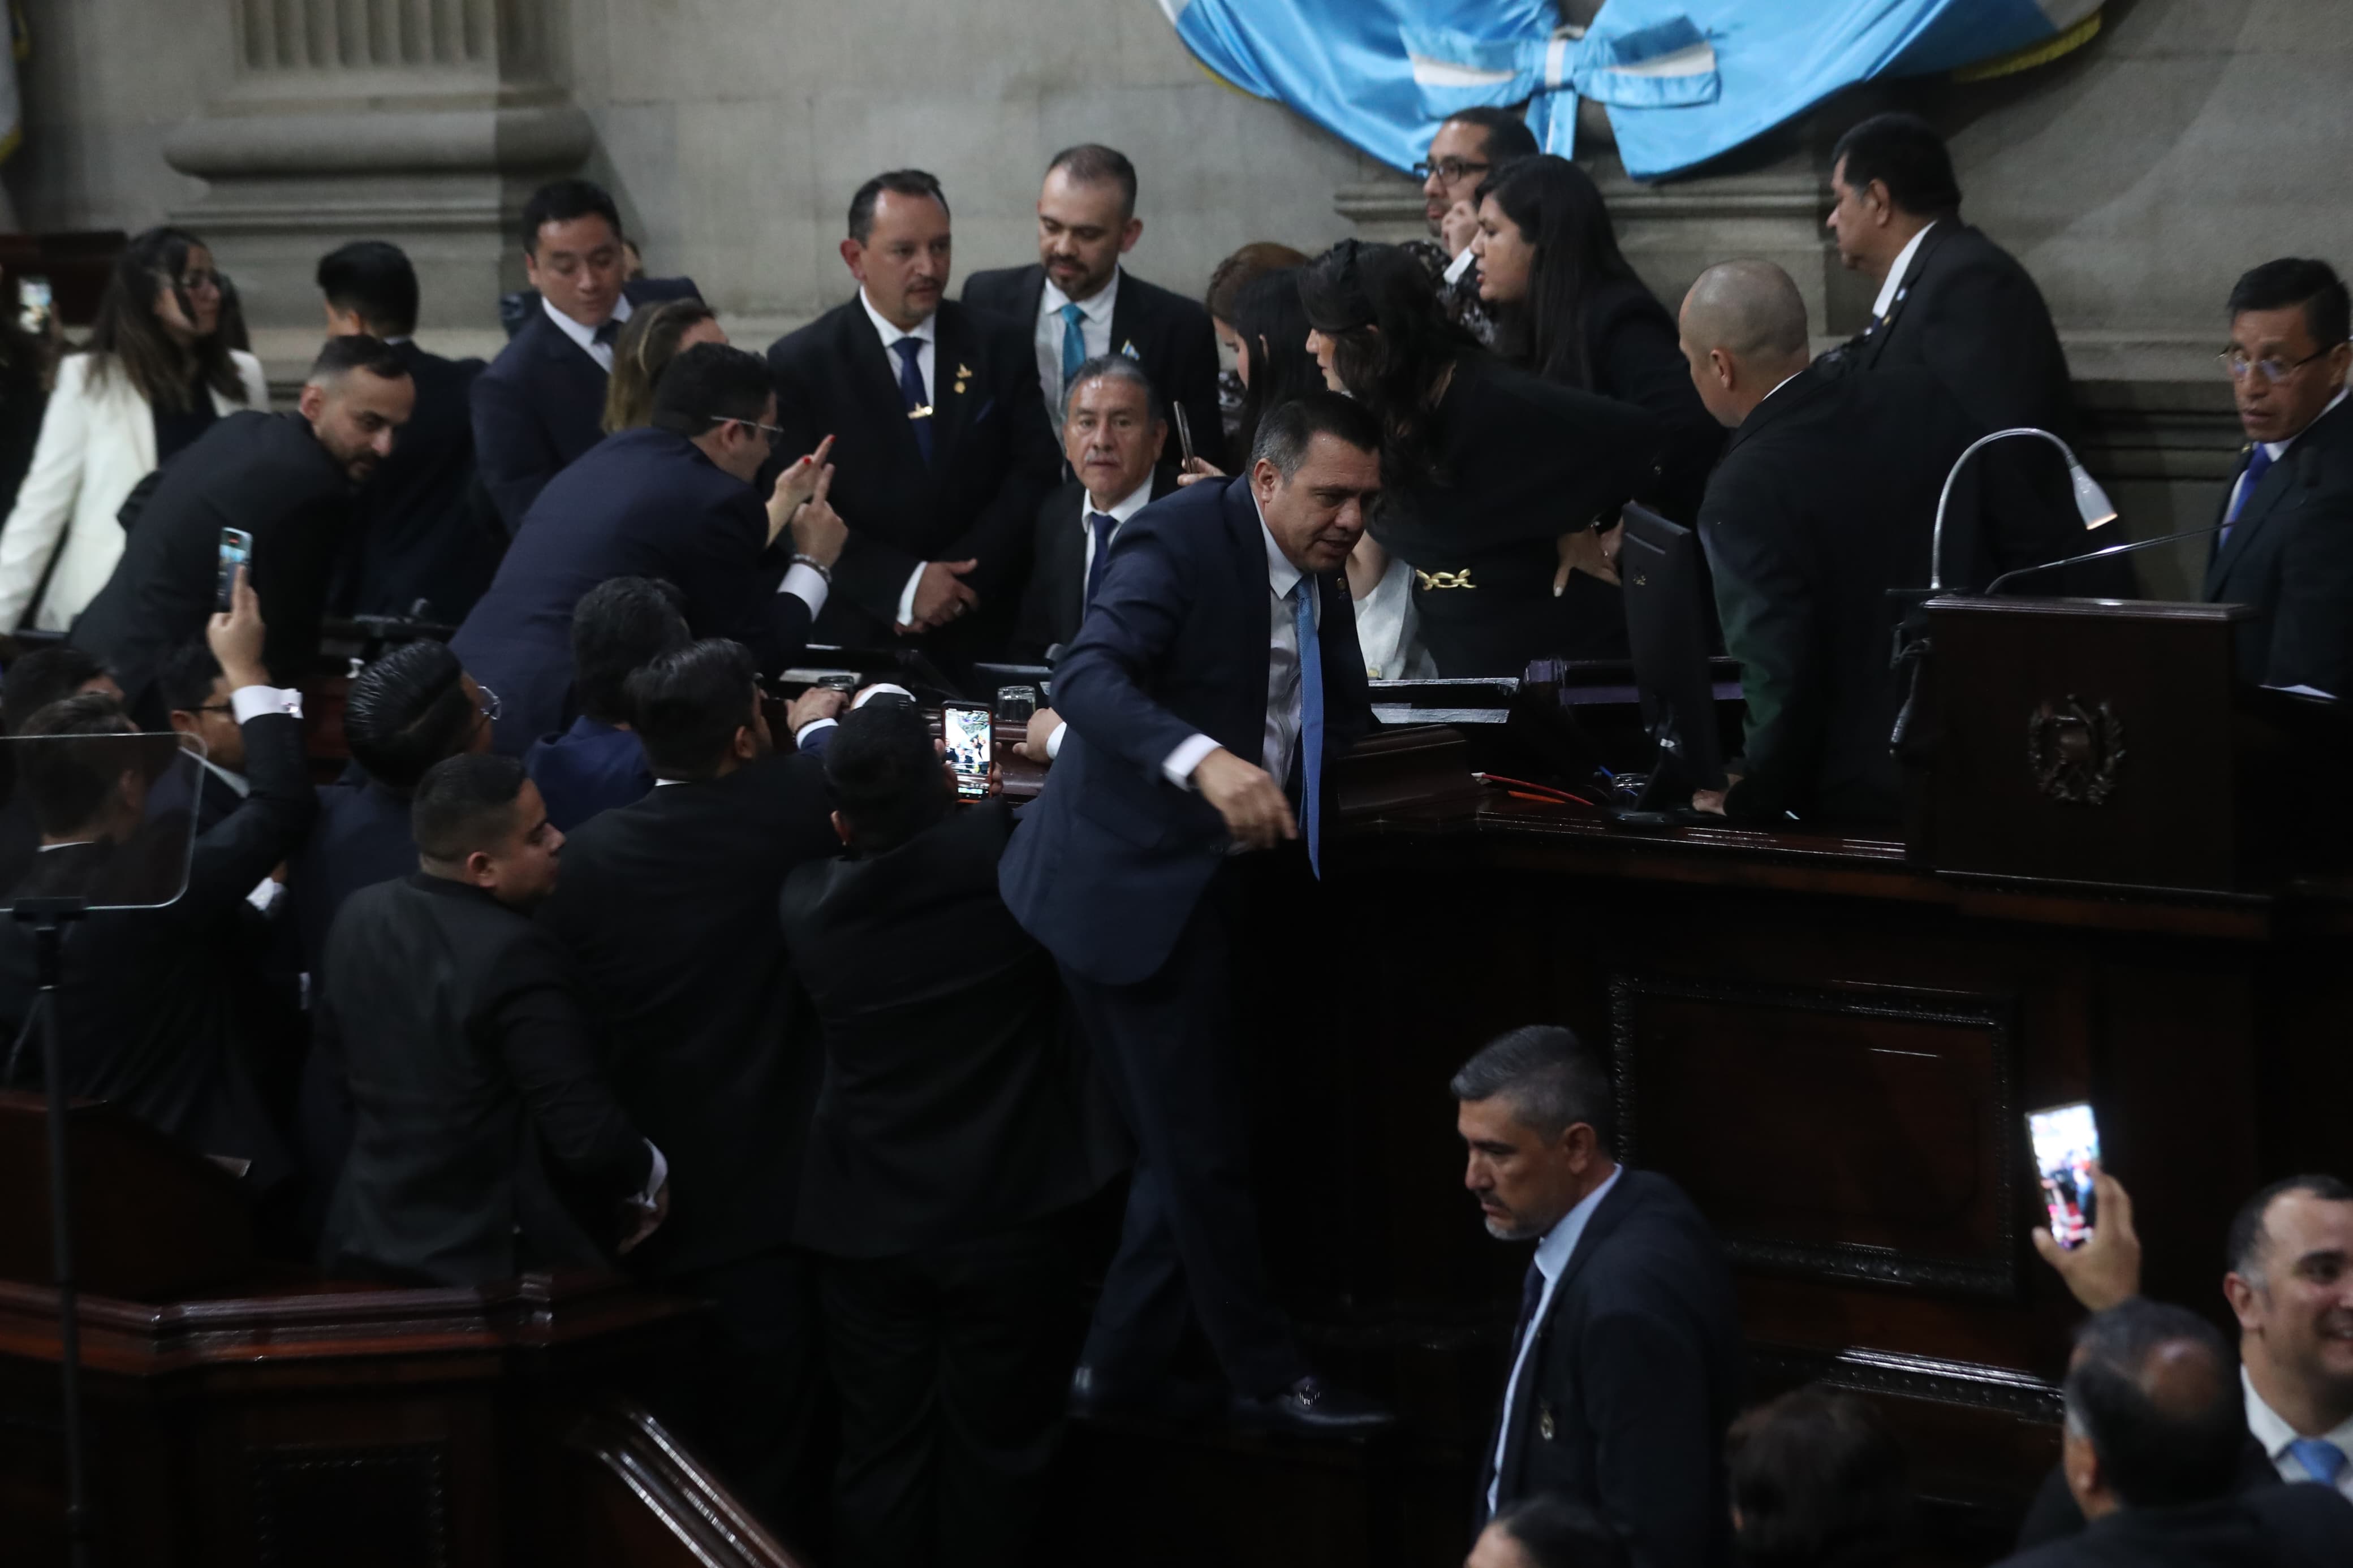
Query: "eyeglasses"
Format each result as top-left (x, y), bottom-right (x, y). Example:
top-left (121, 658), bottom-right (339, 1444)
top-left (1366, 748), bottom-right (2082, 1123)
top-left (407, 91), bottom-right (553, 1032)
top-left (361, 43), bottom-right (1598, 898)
top-left (1412, 158), bottom-right (1491, 185)
top-left (2219, 347), bottom-right (2339, 384)
top-left (475, 684), bottom-right (502, 724)
top-left (711, 416), bottom-right (785, 450)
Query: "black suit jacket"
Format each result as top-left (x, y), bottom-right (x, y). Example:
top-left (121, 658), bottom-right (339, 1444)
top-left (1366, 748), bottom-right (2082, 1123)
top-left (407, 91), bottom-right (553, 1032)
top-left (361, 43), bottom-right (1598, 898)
top-left (70, 411), bottom-right (354, 706)
top-left (1474, 1169), bottom-right (1745, 1568)
top-left (1010, 469), bottom-right (1180, 660)
top-left (999, 476), bottom-right (1371, 986)
top-left (447, 426), bottom-right (812, 751)
top-left (1699, 363), bottom-right (1985, 824)
top-left (347, 339), bottom-right (499, 621)
top-left (470, 277), bottom-right (701, 534)
top-left (1832, 222), bottom-right (2100, 584)
top-left (781, 797), bottom-right (1121, 1259)
top-left (318, 874), bottom-right (651, 1284)
top-left (962, 263), bottom-right (1223, 464)
top-left (1372, 352), bottom-right (1665, 676)
top-left (2015, 1436), bottom-right (2282, 1550)
top-left (1999, 1485), bottom-right (2353, 1568)
top-left (766, 296), bottom-right (1061, 655)
top-left (1570, 280), bottom-right (1726, 526)
top-left (0, 708), bottom-right (316, 1190)
top-left (2201, 394), bottom-right (2353, 694)
top-left (535, 753), bottom-right (839, 1278)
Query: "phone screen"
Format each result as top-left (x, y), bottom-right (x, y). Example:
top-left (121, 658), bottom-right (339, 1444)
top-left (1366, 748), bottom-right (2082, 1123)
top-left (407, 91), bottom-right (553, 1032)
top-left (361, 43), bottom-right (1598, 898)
top-left (2028, 1101), bottom-right (2101, 1250)
top-left (943, 703), bottom-right (992, 800)
top-left (16, 277), bottom-right (51, 338)
top-left (216, 528), bottom-right (252, 612)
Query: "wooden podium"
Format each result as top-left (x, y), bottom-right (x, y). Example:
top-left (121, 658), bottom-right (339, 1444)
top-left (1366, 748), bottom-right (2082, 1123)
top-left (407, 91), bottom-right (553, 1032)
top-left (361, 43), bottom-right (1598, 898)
top-left (0, 1093), bottom-right (804, 1567)
top-left (1903, 596), bottom-right (2337, 892)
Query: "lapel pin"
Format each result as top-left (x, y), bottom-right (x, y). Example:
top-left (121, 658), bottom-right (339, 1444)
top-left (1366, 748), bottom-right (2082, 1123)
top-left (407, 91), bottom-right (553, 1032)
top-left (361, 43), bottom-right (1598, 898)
top-left (1121, 340), bottom-right (1140, 360)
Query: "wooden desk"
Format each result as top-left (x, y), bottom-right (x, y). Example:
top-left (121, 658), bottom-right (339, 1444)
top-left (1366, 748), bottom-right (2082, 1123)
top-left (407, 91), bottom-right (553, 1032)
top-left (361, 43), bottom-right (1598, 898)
top-left (1066, 792), bottom-right (2353, 1566)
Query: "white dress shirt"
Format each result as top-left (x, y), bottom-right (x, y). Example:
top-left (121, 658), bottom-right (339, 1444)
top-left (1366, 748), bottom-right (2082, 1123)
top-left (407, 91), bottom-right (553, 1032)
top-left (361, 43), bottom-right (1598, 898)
top-left (1871, 221), bottom-right (1938, 323)
top-left (860, 290), bottom-right (949, 627)
top-left (542, 292), bottom-right (634, 374)
top-left (1160, 495), bottom-right (1320, 790)
top-left (1488, 1164), bottom-right (1624, 1514)
top-left (2243, 1367), bottom-right (2353, 1501)
top-left (1037, 268), bottom-right (1120, 425)
top-left (791, 681), bottom-right (915, 749)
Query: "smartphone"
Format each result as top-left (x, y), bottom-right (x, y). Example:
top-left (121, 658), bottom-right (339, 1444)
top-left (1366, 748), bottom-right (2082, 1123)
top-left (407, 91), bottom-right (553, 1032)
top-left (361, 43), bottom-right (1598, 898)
top-left (1173, 403), bottom-right (1196, 468)
top-left (2027, 1101), bottom-right (2101, 1250)
top-left (942, 701), bottom-right (992, 800)
top-left (216, 528), bottom-right (252, 612)
top-left (16, 277), bottom-right (51, 338)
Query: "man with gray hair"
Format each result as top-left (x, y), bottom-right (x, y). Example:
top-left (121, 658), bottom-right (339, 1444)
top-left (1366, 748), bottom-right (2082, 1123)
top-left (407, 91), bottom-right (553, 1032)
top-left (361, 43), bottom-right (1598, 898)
top-left (1675, 258), bottom-right (1983, 826)
top-left (1997, 1297), bottom-right (2353, 1566)
top-left (1453, 1023), bottom-right (1743, 1566)
top-left (1011, 355), bottom-right (1175, 705)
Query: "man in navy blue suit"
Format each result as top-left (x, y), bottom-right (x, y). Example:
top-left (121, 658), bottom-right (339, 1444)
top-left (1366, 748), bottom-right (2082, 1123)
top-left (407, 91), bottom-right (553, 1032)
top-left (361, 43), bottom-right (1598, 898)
top-left (450, 343), bottom-right (844, 751)
top-left (471, 179), bottom-right (701, 533)
top-left (999, 392), bottom-right (1393, 1436)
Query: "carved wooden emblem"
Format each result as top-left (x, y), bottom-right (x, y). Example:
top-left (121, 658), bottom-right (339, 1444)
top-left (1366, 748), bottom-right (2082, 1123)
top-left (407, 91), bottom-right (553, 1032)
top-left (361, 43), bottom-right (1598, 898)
top-left (2027, 697), bottom-right (2124, 805)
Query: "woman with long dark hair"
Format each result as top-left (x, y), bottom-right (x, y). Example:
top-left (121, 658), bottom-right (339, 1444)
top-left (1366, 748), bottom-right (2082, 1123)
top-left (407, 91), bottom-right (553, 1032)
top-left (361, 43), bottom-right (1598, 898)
top-left (602, 296), bottom-right (725, 433)
top-left (1470, 155), bottom-right (1722, 522)
top-left (0, 226), bottom-right (267, 630)
top-left (1205, 241), bottom-right (1308, 446)
top-left (1298, 239), bottom-right (1661, 677)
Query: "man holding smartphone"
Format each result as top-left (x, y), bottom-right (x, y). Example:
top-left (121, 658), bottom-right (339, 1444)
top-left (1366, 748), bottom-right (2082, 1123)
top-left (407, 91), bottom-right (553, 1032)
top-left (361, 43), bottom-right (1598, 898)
top-left (71, 335), bottom-right (414, 719)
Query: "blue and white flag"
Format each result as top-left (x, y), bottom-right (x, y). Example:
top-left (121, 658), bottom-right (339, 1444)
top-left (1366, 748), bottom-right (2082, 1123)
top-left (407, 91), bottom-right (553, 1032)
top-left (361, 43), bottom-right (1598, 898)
top-left (1162, 0), bottom-right (2103, 182)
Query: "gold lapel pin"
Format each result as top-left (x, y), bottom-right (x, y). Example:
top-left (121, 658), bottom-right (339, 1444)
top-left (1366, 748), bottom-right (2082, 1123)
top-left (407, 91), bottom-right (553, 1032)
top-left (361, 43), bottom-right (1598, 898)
top-left (908, 404), bottom-right (934, 420)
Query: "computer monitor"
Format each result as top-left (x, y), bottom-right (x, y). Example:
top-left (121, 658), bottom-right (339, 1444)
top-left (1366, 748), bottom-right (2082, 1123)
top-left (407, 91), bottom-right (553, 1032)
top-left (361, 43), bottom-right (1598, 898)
top-left (1619, 503), bottom-right (1726, 811)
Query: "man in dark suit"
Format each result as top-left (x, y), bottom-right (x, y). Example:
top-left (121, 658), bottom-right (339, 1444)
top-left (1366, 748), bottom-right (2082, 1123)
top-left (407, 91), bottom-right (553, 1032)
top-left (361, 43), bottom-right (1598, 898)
top-left (1998, 1298), bottom-right (2353, 1568)
top-left (318, 241), bottom-right (499, 623)
top-left (1678, 260), bottom-right (1984, 826)
top-left (1822, 112), bottom-right (2101, 586)
top-left (0, 578), bottom-right (315, 1203)
top-left (71, 335), bottom-right (415, 716)
top-left (2203, 258), bottom-right (2353, 695)
top-left (451, 343), bottom-right (844, 751)
top-left (999, 393), bottom-right (1389, 1435)
top-left (535, 638), bottom-right (838, 1541)
top-left (783, 700), bottom-right (1121, 1568)
top-left (963, 144), bottom-right (1222, 457)
top-left (1010, 353), bottom-right (1175, 664)
top-left (316, 751), bottom-right (666, 1284)
top-left (520, 576), bottom-right (686, 831)
top-left (1453, 1025), bottom-right (1744, 1567)
top-left (767, 169), bottom-right (1061, 663)
top-left (470, 179), bottom-right (700, 534)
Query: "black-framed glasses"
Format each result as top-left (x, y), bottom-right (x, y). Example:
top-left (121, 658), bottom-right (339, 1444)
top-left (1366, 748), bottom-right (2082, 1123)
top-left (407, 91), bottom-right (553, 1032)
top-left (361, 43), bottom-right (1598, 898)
top-left (710, 415), bottom-right (785, 450)
top-left (2219, 347), bottom-right (2339, 384)
top-left (1412, 157), bottom-right (1491, 185)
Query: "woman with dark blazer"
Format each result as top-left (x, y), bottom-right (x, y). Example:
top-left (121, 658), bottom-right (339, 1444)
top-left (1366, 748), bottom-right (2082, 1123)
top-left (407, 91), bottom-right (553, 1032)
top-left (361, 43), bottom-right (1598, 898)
top-left (1298, 240), bottom-right (1661, 677)
top-left (1470, 155), bottom-right (1723, 525)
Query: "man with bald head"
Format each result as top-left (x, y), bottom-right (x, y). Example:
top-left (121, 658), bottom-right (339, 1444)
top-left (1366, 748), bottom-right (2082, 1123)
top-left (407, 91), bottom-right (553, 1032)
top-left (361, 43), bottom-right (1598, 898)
top-left (1996, 1297), bottom-right (2353, 1566)
top-left (1677, 259), bottom-right (1982, 826)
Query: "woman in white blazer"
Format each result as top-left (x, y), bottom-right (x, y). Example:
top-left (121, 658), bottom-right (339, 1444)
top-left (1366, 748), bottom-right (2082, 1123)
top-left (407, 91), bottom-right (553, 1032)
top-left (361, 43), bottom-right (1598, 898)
top-left (0, 227), bottom-right (269, 632)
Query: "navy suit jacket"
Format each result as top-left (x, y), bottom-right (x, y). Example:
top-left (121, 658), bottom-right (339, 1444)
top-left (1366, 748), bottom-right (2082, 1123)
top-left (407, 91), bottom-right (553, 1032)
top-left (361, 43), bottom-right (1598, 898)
top-left (766, 296), bottom-right (1059, 653)
top-left (469, 277), bottom-right (700, 534)
top-left (2201, 394), bottom-right (2353, 695)
top-left (287, 773), bottom-right (418, 979)
top-left (962, 262), bottom-right (1223, 469)
top-left (448, 426), bottom-right (811, 752)
top-left (523, 716), bottom-right (653, 832)
top-left (998, 477), bottom-right (1369, 986)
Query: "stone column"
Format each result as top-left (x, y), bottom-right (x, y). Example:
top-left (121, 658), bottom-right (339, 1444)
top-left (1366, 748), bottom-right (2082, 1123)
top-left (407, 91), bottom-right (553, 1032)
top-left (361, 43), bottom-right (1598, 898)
top-left (162, 0), bottom-right (592, 356)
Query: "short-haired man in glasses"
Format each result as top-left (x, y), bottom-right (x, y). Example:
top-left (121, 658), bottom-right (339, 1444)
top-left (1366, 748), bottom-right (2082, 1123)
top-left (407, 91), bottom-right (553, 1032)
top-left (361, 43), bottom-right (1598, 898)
top-left (2204, 257), bottom-right (2353, 698)
top-left (450, 340), bottom-right (847, 751)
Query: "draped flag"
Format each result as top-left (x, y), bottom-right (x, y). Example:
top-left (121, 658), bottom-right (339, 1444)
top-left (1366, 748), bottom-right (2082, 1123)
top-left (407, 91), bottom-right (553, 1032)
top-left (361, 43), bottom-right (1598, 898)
top-left (1160, 0), bottom-right (2104, 182)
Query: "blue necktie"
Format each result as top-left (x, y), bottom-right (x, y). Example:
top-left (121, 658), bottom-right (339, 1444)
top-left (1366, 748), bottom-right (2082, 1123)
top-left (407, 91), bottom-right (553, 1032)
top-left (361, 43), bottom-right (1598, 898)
top-left (1084, 511), bottom-right (1119, 610)
top-left (2221, 442), bottom-right (2275, 549)
top-left (1059, 302), bottom-right (1087, 403)
top-left (893, 336), bottom-right (932, 464)
top-left (2290, 1437), bottom-right (2348, 1489)
top-left (1292, 578), bottom-right (1325, 879)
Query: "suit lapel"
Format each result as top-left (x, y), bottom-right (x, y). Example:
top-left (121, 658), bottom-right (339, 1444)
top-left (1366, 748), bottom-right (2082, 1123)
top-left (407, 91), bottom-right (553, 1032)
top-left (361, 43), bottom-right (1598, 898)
top-left (1226, 481), bottom-right (1274, 748)
top-left (2205, 444), bottom-right (2298, 590)
top-left (1490, 1174), bottom-right (1639, 1505)
top-left (1108, 270), bottom-right (1144, 365)
top-left (839, 299), bottom-right (928, 469)
top-left (931, 304), bottom-right (977, 464)
top-left (1852, 223), bottom-right (1955, 370)
top-left (1725, 365), bottom-right (1831, 459)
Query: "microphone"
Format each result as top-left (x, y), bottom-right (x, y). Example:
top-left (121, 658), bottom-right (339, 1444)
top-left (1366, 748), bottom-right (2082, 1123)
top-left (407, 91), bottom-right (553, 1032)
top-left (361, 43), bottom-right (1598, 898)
top-left (1982, 522), bottom-right (2227, 596)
